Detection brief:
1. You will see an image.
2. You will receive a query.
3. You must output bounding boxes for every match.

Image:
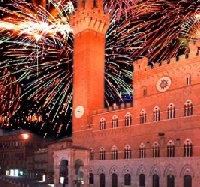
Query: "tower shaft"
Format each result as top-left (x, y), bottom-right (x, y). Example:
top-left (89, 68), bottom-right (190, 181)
top-left (70, 0), bottom-right (110, 133)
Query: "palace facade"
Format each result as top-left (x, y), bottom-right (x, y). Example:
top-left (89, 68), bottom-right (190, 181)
top-left (53, 1), bottom-right (200, 187)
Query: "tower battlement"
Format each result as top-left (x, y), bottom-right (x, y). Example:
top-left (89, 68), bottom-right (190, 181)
top-left (70, 0), bottom-right (109, 35)
top-left (134, 41), bottom-right (200, 74)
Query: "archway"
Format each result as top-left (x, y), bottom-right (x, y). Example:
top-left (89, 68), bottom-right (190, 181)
top-left (100, 173), bottom-right (106, 187)
top-left (167, 175), bottom-right (175, 187)
top-left (112, 173), bottom-right (118, 187)
top-left (152, 174), bottom-right (159, 187)
top-left (74, 159), bottom-right (84, 187)
top-left (60, 159), bottom-right (68, 185)
top-left (184, 175), bottom-right (192, 187)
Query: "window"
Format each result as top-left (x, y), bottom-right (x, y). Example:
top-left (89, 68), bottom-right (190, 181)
top-left (167, 175), bottom-right (175, 187)
top-left (93, 0), bottom-right (98, 8)
top-left (143, 88), bottom-right (147, 96)
top-left (125, 112), bottom-right (132, 126)
top-left (140, 109), bottom-right (147, 124)
top-left (168, 103), bottom-right (175, 119)
top-left (184, 139), bottom-right (193, 157)
top-left (184, 100), bottom-right (193, 116)
top-left (124, 173), bottom-right (131, 185)
top-left (89, 173), bottom-right (94, 184)
top-left (167, 140), bottom-right (175, 157)
top-left (186, 76), bottom-right (191, 85)
top-left (152, 174), bottom-right (160, 187)
top-left (154, 106), bottom-right (160, 121)
top-left (139, 143), bottom-right (146, 158)
top-left (90, 148), bottom-right (94, 160)
top-left (112, 173), bottom-right (118, 187)
top-left (124, 145), bottom-right (131, 159)
top-left (100, 147), bottom-right (106, 160)
top-left (111, 146), bottom-right (118, 160)
top-left (184, 175), bottom-right (192, 187)
top-left (112, 115), bottom-right (118, 128)
top-left (139, 174), bottom-right (145, 187)
top-left (153, 142), bottom-right (160, 157)
top-left (100, 118), bottom-right (106, 130)
top-left (100, 173), bottom-right (106, 187)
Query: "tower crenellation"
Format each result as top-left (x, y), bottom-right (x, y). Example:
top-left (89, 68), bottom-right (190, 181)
top-left (134, 40), bottom-right (200, 74)
top-left (70, 0), bottom-right (110, 35)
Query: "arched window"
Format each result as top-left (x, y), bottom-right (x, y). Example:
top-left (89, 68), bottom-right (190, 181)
top-left (100, 118), bottom-right (106, 130)
top-left (124, 173), bottom-right (131, 185)
top-left (184, 139), bottom-right (193, 157)
top-left (100, 147), bottom-right (106, 160)
top-left (184, 100), bottom-right (193, 116)
top-left (100, 173), bottom-right (106, 187)
top-left (139, 143), bottom-right (146, 158)
top-left (152, 174), bottom-right (160, 187)
top-left (124, 145), bottom-right (131, 159)
top-left (153, 106), bottom-right (160, 121)
top-left (186, 75), bottom-right (191, 85)
top-left (184, 175), bottom-right (192, 187)
top-left (167, 140), bottom-right (175, 157)
top-left (89, 173), bottom-right (94, 184)
top-left (168, 103), bottom-right (175, 119)
top-left (167, 175), bottom-right (175, 187)
top-left (112, 173), bottom-right (118, 187)
top-left (153, 142), bottom-right (160, 157)
top-left (140, 109), bottom-right (147, 124)
top-left (90, 148), bottom-right (94, 160)
top-left (112, 115), bottom-right (118, 128)
top-left (111, 145), bottom-right (118, 160)
top-left (139, 174), bottom-right (145, 187)
top-left (125, 112), bottom-right (132, 126)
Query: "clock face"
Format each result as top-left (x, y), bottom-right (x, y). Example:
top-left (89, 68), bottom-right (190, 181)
top-left (156, 76), bottom-right (171, 92)
top-left (75, 106), bottom-right (84, 118)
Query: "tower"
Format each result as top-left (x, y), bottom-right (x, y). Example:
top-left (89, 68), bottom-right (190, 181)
top-left (70, 0), bottom-right (110, 139)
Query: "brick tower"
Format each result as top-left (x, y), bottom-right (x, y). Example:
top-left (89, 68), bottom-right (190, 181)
top-left (70, 0), bottom-right (110, 144)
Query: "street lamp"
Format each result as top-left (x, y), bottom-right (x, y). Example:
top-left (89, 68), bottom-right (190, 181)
top-left (22, 133), bottom-right (29, 140)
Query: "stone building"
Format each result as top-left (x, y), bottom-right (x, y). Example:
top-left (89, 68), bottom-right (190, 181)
top-left (53, 0), bottom-right (200, 187)
top-left (0, 130), bottom-right (46, 176)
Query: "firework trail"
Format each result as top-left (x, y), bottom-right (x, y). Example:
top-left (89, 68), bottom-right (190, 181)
top-left (0, 0), bottom-right (199, 137)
